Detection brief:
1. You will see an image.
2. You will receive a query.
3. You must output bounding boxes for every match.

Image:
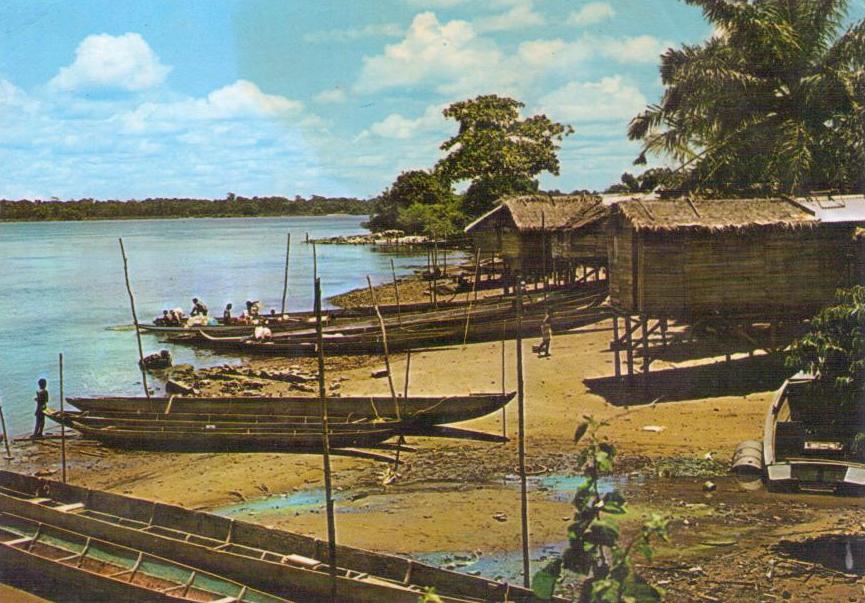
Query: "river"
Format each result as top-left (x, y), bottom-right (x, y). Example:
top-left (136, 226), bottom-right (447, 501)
top-left (0, 215), bottom-right (424, 434)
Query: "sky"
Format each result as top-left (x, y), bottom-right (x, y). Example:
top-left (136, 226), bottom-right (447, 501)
top-left (0, 0), bottom-right (862, 200)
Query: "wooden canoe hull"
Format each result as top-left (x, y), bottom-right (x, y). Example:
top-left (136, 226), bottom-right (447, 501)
top-left (46, 412), bottom-right (396, 452)
top-left (66, 392), bottom-right (517, 426)
top-left (0, 470), bottom-right (562, 602)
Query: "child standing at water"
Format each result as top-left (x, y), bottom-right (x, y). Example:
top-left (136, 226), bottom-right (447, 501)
top-left (33, 378), bottom-right (48, 438)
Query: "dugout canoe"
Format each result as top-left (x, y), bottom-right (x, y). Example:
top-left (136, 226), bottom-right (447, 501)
top-left (0, 511), bottom-right (291, 603)
top-left (45, 409), bottom-right (396, 452)
top-left (0, 470), bottom-right (565, 602)
top-left (66, 392), bottom-right (516, 426)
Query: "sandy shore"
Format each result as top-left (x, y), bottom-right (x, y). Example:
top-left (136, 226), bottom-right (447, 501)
top-left (5, 277), bottom-right (864, 601)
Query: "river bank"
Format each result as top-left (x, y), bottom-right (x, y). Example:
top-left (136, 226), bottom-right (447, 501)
top-left (5, 274), bottom-right (864, 601)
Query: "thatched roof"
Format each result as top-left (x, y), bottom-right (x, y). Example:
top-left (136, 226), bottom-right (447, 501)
top-left (464, 194), bottom-right (607, 234)
top-left (615, 197), bottom-right (818, 232)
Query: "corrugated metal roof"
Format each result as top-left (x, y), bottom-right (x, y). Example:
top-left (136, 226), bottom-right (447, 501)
top-left (793, 195), bottom-right (865, 224)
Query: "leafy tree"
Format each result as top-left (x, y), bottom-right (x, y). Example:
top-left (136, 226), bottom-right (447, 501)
top-left (604, 169), bottom-right (677, 194)
top-left (436, 95), bottom-right (573, 217)
top-left (396, 197), bottom-right (464, 238)
top-left (367, 169), bottom-right (453, 232)
top-left (533, 417), bottom-right (668, 602)
top-left (786, 286), bottom-right (865, 426)
top-left (629, 0), bottom-right (865, 195)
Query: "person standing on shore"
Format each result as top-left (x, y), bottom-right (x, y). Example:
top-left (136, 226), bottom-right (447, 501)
top-left (537, 310), bottom-right (552, 358)
top-left (33, 378), bottom-right (48, 438)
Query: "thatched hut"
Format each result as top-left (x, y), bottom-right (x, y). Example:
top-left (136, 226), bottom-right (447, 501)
top-left (464, 194), bottom-right (611, 285)
top-left (607, 196), bottom-right (865, 319)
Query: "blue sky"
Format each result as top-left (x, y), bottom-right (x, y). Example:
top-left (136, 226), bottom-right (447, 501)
top-left (0, 0), bottom-right (862, 199)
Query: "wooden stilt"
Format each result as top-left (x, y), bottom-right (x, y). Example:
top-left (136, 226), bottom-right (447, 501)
top-left (314, 278), bottom-right (338, 603)
top-left (660, 318), bottom-right (668, 349)
top-left (59, 353), bottom-right (66, 483)
top-left (541, 212), bottom-right (547, 305)
top-left (501, 320), bottom-right (507, 440)
top-left (624, 315), bottom-right (634, 382)
top-left (390, 259), bottom-right (402, 326)
top-left (280, 233), bottom-right (291, 315)
top-left (611, 315), bottom-right (621, 378)
top-left (367, 276), bottom-right (401, 420)
top-left (641, 315), bottom-right (650, 390)
top-left (118, 238), bottom-right (151, 399)
top-left (0, 396), bottom-right (12, 460)
top-left (515, 279), bottom-right (530, 588)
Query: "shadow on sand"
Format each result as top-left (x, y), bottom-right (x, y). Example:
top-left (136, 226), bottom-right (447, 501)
top-left (584, 353), bottom-right (791, 406)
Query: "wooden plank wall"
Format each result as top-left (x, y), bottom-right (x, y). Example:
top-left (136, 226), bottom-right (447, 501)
top-left (632, 226), bottom-right (858, 317)
top-left (607, 218), bottom-right (634, 311)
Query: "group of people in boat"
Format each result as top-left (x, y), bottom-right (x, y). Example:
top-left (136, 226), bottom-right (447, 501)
top-left (154, 298), bottom-right (291, 328)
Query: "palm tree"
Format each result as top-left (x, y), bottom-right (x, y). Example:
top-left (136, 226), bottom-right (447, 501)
top-left (629, 0), bottom-right (865, 195)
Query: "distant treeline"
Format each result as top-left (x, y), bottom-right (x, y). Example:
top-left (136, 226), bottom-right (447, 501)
top-left (0, 195), bottom-right (371, 222)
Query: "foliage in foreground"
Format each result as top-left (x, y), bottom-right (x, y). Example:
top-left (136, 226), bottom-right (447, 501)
top-left (786, 286), bottom-right (865, 422)
top-left (533, 417), bottom-right (669, 602)
top-left (629, 0), bottom-right (865, 195)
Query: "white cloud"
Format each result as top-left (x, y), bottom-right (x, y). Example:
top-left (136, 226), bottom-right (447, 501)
top-left (536, 76), bottom-right (647, 122)
top-left (406, 0), bottom-right (466, 7)
top-left (120, 80), bottom-right (303, 133)
top-left (475, 0), bottom-right (544, 32)
top-left (49, 33), bottom-right (171, 92)
top-left (314, 87), bottom-right (348, 104)
top-left (366, 104), bottom-right (446, 139)
top-left (596, 35), bottom-right (671, 64)
top-left (567, 3), bottom-right (615, 27)
top-left (355, 13), bottom-right (505, 95)
top-left (303, 23), bottom-right (402, 43)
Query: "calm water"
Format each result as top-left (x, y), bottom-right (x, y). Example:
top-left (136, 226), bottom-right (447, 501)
top-left (0, 215), bottom-right (426, 434)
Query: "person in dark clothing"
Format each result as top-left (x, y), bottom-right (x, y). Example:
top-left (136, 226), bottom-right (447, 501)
top-left (223, 303), bottom-right (233, 323)
top-left (33, 378), bottom-right (48, 438)
top-left (190, 298), bottom-right (208, 316)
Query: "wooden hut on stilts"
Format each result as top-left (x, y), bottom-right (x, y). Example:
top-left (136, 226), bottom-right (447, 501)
top-left (606, 194), bottom-right (865, 385)
top-left (464, 194), bottom-right (612, 293)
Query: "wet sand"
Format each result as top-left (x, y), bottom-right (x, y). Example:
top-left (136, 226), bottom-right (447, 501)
top-left (5, 279), bottom-right (864, 601)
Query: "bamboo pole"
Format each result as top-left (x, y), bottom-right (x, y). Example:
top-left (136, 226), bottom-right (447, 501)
top-left (390, 259), bottom-right (402, 326)
top-left (59, 353), bottom-right (66, 483)
top-left (366, 276), bottom-right (400, 420)
top-left (432, 242), bottom-right (439, 308)
top-left (394, 349), bottom-right (412, 474)
top-left (541, 212), bottom-right (548, 304)
top-left (118, 238), bottom-right (151, 399)
top-left (516, 279), bottom-right (530, 587)
top-left (314, 277), bottom-right (338, 603)
top-left (462, 248), bottom-right (482, 347)
top-left (0, 395), bottom-right (12, 460)
top-left (280, 233), bottom-right (291, 315)
top-left (501, 322), bottom-right (507, 441)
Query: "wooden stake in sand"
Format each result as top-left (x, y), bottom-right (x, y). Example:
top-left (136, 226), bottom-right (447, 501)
top-left (314, 277), bottom-right (338, 603)
top-left (0, 395), bottom-right (12, 460)
top-left (280, 233), bottom-right (291, 315)
top-left (118, 238), bottom-right (151, 399)
top-left (515, 279), bottom-right (530, 587)
top-left (390, 259), bottom-right (402, 326)
top-left (366, 276), bottom-right (400, 420)
top-left (59, 353), bottom-right (66, 483)
top-left (501, 323), bottom-right (507, 440)
top-left (462, 248), bottom-right (482, 347)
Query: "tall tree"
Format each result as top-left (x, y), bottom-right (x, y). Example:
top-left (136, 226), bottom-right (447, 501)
top-left (436, 95), bottom-right (573, 217)
top-left (629, 0), bottom-right (865, 195)
top-left (367, 169), bottom-right (453, 231)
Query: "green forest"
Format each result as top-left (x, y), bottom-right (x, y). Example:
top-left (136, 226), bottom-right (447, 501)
top-left (0, 194), bottom-right (370, 222)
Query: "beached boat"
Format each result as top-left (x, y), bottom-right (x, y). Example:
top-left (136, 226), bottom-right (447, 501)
top-left (0, 511), bottom-right (291, 602)
top-left (66, 392), bottom-right (516, 426)
top-left (760, 373), bottom-right (865, 494)
top-left (0, 470), bottom-right (565, 602)
top-left (45, 409), bottom-right (396, 452)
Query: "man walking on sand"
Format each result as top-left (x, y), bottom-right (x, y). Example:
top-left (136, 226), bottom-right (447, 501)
top-left (537, 310), bottom-right (552, 358)
top-left (33, 378), bottom-right (48, 438)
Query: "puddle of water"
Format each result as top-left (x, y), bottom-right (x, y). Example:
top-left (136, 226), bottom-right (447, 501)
top-left (503, 473), bottom-right (636, 503)
top-left (413, 542), bottom-right (568, 584)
